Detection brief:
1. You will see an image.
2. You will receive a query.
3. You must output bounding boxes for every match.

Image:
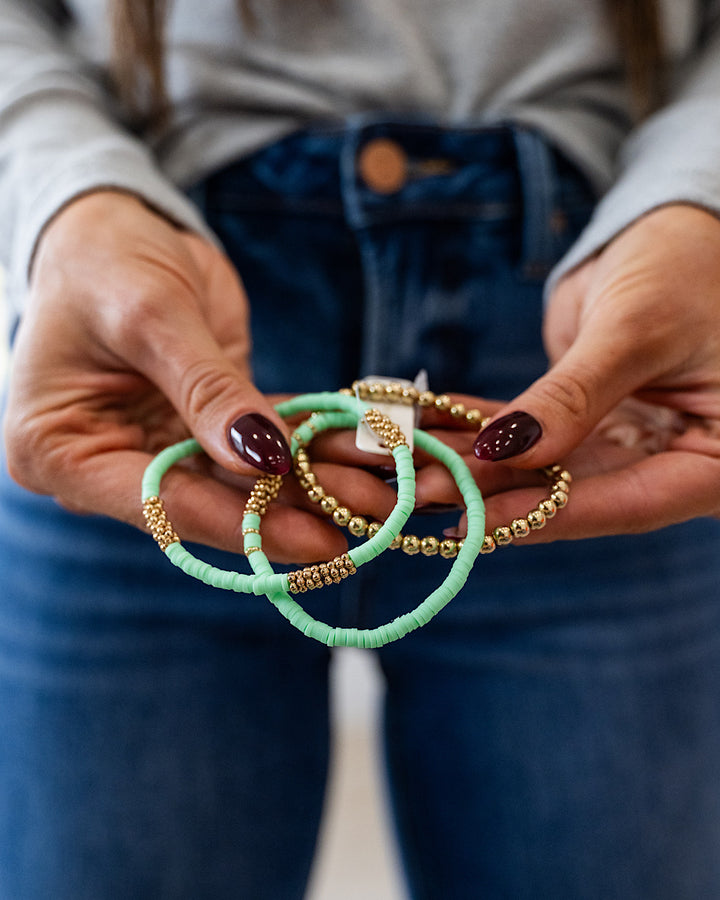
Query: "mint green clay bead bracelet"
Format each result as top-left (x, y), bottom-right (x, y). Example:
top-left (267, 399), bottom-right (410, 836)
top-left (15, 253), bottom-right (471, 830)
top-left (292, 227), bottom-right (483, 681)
top-left (141, 399), bottom-right (415, 601)
top-left (244, 412), bottom-right (486, 647)
top-left (141, 391), bottom-right (486, 647)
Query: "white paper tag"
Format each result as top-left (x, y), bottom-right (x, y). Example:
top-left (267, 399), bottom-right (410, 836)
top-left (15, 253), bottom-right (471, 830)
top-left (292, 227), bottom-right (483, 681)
top-left (355, 371), bottom-right (428, 455)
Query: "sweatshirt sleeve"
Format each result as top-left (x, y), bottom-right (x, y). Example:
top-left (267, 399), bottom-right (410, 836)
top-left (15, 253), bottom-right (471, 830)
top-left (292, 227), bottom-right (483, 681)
top-left (548, 0), bottom-right (720, 293)
top-left (0, 0), bottom-right (215, 316)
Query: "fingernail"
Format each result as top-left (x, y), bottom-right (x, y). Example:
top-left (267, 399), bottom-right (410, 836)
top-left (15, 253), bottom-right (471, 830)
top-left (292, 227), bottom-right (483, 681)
top-left (228, 413), bottom-right (292, 475)
top-left (473, 411), bottom-right (542, 461)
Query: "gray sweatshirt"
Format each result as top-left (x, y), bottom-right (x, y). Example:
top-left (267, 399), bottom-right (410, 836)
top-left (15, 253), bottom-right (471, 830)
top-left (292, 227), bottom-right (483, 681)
top-left (2, 0), bottom-right (720, 316)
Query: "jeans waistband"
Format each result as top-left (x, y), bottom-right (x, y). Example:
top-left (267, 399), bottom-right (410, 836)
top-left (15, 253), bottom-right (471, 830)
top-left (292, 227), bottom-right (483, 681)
top-left (198, 118), bottom-right (595, 278)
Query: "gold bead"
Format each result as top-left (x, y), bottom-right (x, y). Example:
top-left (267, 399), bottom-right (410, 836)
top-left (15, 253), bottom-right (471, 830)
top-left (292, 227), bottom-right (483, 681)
top-left (420, 536), bottom-right (440, 556)
top-left (538, 499), bottom-right (557, 518)
top-left (434, 394), bottom-right (452, 412)
top-left (142, 496), bottom-right (181, 551)
top-left (348, 515), bottom-right (368, 537)
top-left (418, 390), bottom-right (436, 407)
top-left (493, 526), bottom-right (513, 546)
top-left (338, 387), bottom-right (354, 396)
top-left (439, 538), bottom-right (458, 559)
top-left (527, 509), bottom-right (547, 530)
top-left (401, 534), bottom-right (421, 555)
top-left (367, 521), bottom-right (382, 539)
top-left (363, 409), bottom-right (407, 450)
top-left (551, 489), bottom-right (568, 508)
top-left (450, 403), bottom-right (467, 419)
top-left (367, 382), bottom-right (383, 399)
top-left (510, 518), bottom-right (530, 538)
top-left (320, 495), bottom-right (338, 514)
top-left (553, 479), bottom-right (570, 494)
top-left (559, 469), bottom-right (572, 484)
top-left (480, 535), bottom-right (496, 554)
top-left (333, 506), bottom-right (352, 526)
top-left (465, 408), bottom-right (483, 426)
top-left (402, 386), bottom-right (419, 404)
top-left (307, 486), bottom-right (325, 503)
top-left (389, 533), bottom-right (404, 550)
top-left (333, 506), bottom-right (352, 525)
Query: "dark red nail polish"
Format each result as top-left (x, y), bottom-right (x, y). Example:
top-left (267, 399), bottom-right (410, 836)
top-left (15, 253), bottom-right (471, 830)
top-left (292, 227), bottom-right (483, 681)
top-left (473, 411), bottom-right (542, 461)
top-left (228, 413), bottom-right (292, 475)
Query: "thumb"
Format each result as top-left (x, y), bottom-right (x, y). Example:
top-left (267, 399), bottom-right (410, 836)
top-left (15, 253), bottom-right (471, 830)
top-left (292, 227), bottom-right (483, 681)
top-left (473, 332), bottom-right (646, 468)
top-left (134, 306), bottom-right (292, 476)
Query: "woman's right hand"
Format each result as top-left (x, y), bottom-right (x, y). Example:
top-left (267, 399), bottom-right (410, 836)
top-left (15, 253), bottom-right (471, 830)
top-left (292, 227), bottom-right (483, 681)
top-left (3, 190), bottom-right (394, 563)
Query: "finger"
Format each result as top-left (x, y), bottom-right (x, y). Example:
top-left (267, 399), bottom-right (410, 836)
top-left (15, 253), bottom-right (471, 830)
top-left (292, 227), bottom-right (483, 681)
top-left (118, 263), bottom-right (292, 478)
top-left (303, 392), bottom-right (501, 465)
top-left (306, 417), bottom-right (484, 469)
top-left (299, 428), bottom-right (408, 473)
top-left (471, 311), bottom-right (664, 469)
top-left (293, 462), bottom-right (400, 523)
top-left (477, 449), bottom-right (720, 545)
top-left (417, 394), bottom-right (503, 430)
top-left (414, 458), bottom-right (547, 508)
top-left (55, 448), bottom-right (348, 564)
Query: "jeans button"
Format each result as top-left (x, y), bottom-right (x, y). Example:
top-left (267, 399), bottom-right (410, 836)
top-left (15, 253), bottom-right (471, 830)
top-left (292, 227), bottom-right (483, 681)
top-left (357, 138), bottom-right (408, 193)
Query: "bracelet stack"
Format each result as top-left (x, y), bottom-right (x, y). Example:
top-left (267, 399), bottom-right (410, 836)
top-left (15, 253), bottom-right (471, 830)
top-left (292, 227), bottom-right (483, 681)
top-left (141, 386), bottom-right (571, 647)
top-left (297, 381), bottom-right (571, 556)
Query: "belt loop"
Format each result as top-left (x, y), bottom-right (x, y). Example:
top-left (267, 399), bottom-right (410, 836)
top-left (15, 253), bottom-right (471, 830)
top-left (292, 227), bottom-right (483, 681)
top-left (512, 127), bottom-right (557, 278)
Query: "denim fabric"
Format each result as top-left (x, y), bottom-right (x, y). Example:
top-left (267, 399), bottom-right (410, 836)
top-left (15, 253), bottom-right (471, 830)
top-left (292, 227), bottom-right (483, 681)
top-left (2, 120), bottom-right (720, 899)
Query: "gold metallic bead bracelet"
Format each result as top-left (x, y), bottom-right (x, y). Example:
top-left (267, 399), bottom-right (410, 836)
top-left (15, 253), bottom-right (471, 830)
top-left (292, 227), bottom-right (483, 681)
top-left (297, 378), bottom-right (571, 556)
top-left (339, 380), bottom-right (490, 428)
top-left (295, 447), bottom-right (571, 557)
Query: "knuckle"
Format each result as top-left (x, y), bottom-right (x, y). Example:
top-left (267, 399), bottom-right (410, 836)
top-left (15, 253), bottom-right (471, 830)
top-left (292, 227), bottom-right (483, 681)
top-left (180, 359), bottom-right (239, 423)
top-left (104, 278), bottom-right (192, 362)
top-left (3, 420), bottom-right (47, 494)
top-left (107, 285), bottom-right (167, 348)
top-left (54, 494), bottom-right (91, 516)
top-left (536, 368), bottom-right (595, 423)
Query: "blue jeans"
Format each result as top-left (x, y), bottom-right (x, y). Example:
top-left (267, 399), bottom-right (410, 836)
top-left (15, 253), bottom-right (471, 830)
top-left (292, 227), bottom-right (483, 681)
top-left (2, 120), bottom-right (720, 899)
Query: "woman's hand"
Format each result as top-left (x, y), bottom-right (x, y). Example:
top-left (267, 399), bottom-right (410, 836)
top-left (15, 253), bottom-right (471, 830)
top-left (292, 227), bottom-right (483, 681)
top-left (461, 203), bottom-right (720, 539)
top-left (330, 204), bottom-right (720, 545)
top-left (223, 202), bottom-right (720, 548)
top-left (2, 190), bottom-right (360, 562)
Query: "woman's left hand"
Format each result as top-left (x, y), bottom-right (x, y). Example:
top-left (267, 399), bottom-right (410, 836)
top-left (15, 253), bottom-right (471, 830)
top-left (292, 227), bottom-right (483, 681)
top-left (456, 203), bottom-right (720, 540)
top-left (305, 204), bottom-right (720, 544)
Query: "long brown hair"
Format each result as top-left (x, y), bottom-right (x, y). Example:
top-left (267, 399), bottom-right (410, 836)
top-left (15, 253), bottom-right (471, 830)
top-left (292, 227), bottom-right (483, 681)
top-left (605, 0), bottom-right (665, 118)
top-left (110, 0), bottom-right (168, 122)
top-left (110, 0), bottom-right (665, 124)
